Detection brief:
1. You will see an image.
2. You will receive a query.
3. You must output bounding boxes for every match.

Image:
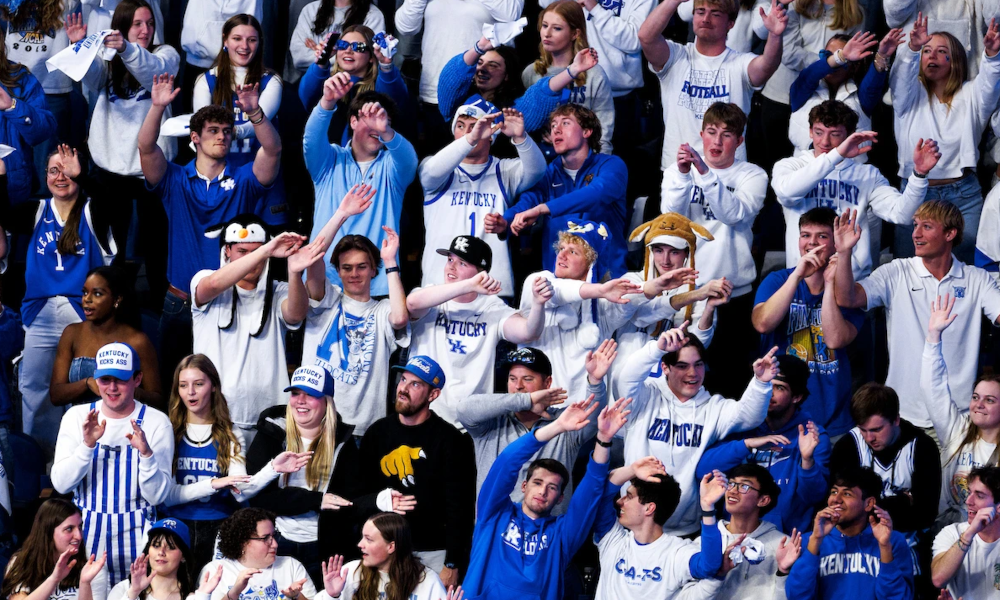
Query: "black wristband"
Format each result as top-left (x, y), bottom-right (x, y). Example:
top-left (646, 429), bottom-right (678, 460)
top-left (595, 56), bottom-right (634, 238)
top-left (385, 266), bottom-right (400, 275)
top-left (596, 438), bottom-right (613, 448)
top-left (701, 508), bottom-right (716, 518)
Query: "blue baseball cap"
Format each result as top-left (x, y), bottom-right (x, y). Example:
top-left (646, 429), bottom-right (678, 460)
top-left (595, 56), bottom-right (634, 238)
top-left (145, 518), bottom-right (191, 552)
top-left (284, 366), bottom-right (335, 397)
top-left (392, 355), bottom-right (446, 389)
top-left (93, 342), bottom-right (140, 380)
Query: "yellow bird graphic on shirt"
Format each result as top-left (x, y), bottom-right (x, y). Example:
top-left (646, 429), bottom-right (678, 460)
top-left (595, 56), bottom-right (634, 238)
top-left (380, 445), bottom-right (426, 487)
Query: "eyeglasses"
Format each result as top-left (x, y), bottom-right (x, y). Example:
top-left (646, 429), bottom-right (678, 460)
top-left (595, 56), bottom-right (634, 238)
top-left (727, 481), bottom-right (760, 495)
top-left (249, 533), bottom-right (280, 544)
top-left (506, 348), bottom-right (538, 364)
top-left (335, 40), bottom-right (369, 53)
top-left (46, 167), bottom-right (66, 177)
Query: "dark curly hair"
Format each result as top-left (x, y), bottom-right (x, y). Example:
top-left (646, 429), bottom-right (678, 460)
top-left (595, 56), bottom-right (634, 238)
top-left (190, 104), bottom-right (236, 138)
top-left (218, 508), bottom-right (275, 560)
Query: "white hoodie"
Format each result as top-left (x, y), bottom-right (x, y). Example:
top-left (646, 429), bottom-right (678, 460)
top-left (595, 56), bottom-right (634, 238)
top-left (181, 0), bottom-right (263, 68)
top-left (573, 0), bottom-right (656, 95)
top-left (620, 340), bottom-right (772, 536)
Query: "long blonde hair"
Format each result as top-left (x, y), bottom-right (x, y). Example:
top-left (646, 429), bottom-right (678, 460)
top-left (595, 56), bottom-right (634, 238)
top-left (533, 0), bottom-right (589, 86)
top-left (284, 398), bottom-right (338, 489)
top-left (332, 25), bottom-right (378, 98)
top-left (169, 354), bottom-right (242, 476)
top-left (794, 0), bottom-right (863, 32)
top-left (918, 32), bottom-right (968, 109)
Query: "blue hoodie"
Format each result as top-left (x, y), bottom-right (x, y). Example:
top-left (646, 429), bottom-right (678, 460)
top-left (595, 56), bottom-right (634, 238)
top-left (463, 431), bottom-right (609, 600)
top-left (0, 72), bottom-right (56, 204)
top-left (696, 409), bottom-right (831, 534)
top-left (502, 151), bottom-right (627, 279)
top-left (785, 526), bottom-right (913, 600)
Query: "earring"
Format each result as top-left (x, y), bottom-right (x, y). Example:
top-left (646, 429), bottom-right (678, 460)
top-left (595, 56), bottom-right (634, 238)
top-left (223, 45), bottom-right (229, 53)
top-left (115, 302), bottom-right (120, 309)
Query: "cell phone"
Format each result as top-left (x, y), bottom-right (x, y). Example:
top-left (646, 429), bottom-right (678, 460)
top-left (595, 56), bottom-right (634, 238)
top-left (318, 33), bottom-right (339, 67)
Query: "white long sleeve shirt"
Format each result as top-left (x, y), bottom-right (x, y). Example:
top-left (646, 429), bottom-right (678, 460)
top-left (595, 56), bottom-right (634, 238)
top-left (181, 0), bottom-right (263, 68)
top-left (192, 66), bottom-right (283, 142)
top-left (660, 160), bottom-right (767, 296)
top-left (891, 45), bottom-right (1000, 179)
top-left (884, 0), bottom-right (983, 76)
top-left (772, 147), bottom-right (928, 279)
top-left (619, 340), bottom-right (772, 535)
top-left (578, 0), bottom-right (656, 94)
top-left (395, 0), bottom-right (524, 104)
top-left (51, 401), bottom-right (175, 506)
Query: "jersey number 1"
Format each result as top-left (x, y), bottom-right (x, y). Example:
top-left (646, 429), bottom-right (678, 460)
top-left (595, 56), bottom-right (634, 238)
top-left (469, 213), bottom-right (476, 237)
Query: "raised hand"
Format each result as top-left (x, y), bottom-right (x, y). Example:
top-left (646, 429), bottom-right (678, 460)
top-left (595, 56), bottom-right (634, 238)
top-left (869, 506), bottom-right (894, 545)
top-left (570, 48), bottom-right (599, 74)
top-left (908, 11), bottom-right (930, 51)
top-left (264, 232), bottom-right (308, 259)
top-left (555, 395), bottom-right (599, 433)
top-left (793, 246), bottom-right (826, 280)
top-left (841, 31), bottom-right (877, 62)
top-left (500, 108), bottom-right (526, 141)
top-left (986, 18), bottom-right (1000, 57)
top-left (483, 213), bottom-right (508, 234)
top-left (837, 131), bottom-right (877, 159)
top-left (812, 507), bottom-right (840, 539)
top-left (597, 278), bottom-right (643, 304)
top-left (322, 72), bottom-right (354, 109)
top-left (468, 271), bottom-right (502, 296)
top-left (281, 578), bottom-right (308, 600)
top-left (912, 138), bottom-right (941, 175)
top-left (82, 409), bottom-right (106, 448)
top-left (753, 346), bottom-right (780, 382)
top-left (585, 338), bottom-right (618, 382)
top-left (339, 183), bottom-right (376, 217)
top-left (632, 456), bottom-right (667, 481)
top-left (286, 236), bottom-right (327, 275)
top-left (321, 556), bottom-right (348, 598)
top-left (150, 74), bottom-right (180, 108)
top-left (126, 420), bottom-right (152, 457)
top-left (272, 451), bottom-right (313, 473)
top-left (211, 474), bottom-right (253, 495)
top-left (656, 321), bottom-right (690, 353)
top-left (833, 208), bottom-right (862, 253)
top-left (381, 226), bottom-right (400, 265)
top-left (528, 388), bottom-right (568, 418)
top-left (699, 469), bottom-right (728, 508)
top-left (389, 489), bottom-right (417, 514)
top-left (65, 13), bottom-right (88, 44)
top-left (234, 83), bottom-right (261, 115)
top-left (744, 434), bottom-right (791, 450)
top-left (822, 253), bottom-right (839, 286)
top-left (359, 101), bottom-right (390, 135)
top-left (321, 494), bottom-right (353, 510)
top-left (878, 28), bottom-right (905, 57)
top-left (104, 30), bottom-right (125, 53)
top-left (128, 554), bottom-right (154, 598)
top-left (532, 274), bottom-right (554, 305)
top-left (679, 143), bottom-right (707, 175)
top-left (776, 529), bottom-right (802, 573)
top-left (927, 294), bottom-right (957, 343)
top-left (51, 547), bottom-right (79, 582)
top-left (798, 421), bottom-right (821, 464)
top-left (597, 396), bottom-right (632, 440)
top-left (56, 144), bottom-right (82, 179)
top-left (231, 567), bottom-right (263, 597)
top-left (373, 34), bottom-right (396, 64)
top-left (466, 112), bottom-right (502, 144)
top-left (761, 0), bottom-right (788, 35)
top-left (80, 553), bottom-right (107, 585)
top-left (199, 565), bottom-right (224, 594)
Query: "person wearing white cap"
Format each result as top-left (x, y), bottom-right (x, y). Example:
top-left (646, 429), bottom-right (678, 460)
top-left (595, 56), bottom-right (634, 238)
top-left (419, 99), bottom-right (545, 297)
top-left (406, 234), bottom-right (550, 428)
top-left (51, 341), bottom-right (175, 586)
top-left (247, 366), bottom-right (367, 586)
top-left (191, 215), bottom-right (319, 444)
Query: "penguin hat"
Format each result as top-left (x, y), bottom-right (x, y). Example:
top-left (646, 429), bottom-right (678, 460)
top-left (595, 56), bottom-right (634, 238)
top-left (204, 214), bottom-right (275, 337)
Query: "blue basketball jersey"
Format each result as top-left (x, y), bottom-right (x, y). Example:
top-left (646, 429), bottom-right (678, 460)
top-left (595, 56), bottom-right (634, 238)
top-left (167, 435), bottom-right (235, 521)
top-left (22, 199), bottom-right (115, 327)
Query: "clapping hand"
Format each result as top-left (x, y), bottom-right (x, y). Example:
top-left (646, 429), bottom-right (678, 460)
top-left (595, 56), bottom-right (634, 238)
top-left (531, 275), bottom-right (554, 306)
top-left (704, 277), bottom-right (733, 309)
top-left (51, 547), bottom-right (79, 583)
top-left (126, 420), bottom-right (152, 457)
top-left (281, 578), bottom-right (308, 600)
top-left (776, 529), bottom-right (802, 573)
top-left (678, 143), bottom-right (707, 175)
top-left (798, 421), bottom-right (821, 465)
top-left (82, 409), bottom-right (106, 448)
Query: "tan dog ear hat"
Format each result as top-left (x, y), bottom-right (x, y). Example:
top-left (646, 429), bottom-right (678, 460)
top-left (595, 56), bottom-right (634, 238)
top-left (629, 212), bottom-right (715, 282)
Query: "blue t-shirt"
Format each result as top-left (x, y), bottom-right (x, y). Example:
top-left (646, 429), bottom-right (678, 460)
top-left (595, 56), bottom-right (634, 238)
top-left (167, 436), bottom-right (234, 521)
top-left (755, 268), bottom-right (864, 436)
top-left (149, 160), bottom-right (269, 291)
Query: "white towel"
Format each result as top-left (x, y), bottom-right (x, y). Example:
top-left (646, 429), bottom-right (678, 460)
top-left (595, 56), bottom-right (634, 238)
top-left (728, 536), bottom-right (766, 566)
top-left (46, 30), bottom-right (119, 82)
top-left (161, 114), bottom-right (192, 138)
top-left (482, 18), bottom-right (529, 48)
top-left (0, 144), bottom-right (15, 159)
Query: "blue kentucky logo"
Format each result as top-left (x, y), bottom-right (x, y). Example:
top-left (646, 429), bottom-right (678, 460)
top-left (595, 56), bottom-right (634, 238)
top-left (953, 286), bottom-right (966, 299)
top-left (448, 339), bottom-right (468, 354)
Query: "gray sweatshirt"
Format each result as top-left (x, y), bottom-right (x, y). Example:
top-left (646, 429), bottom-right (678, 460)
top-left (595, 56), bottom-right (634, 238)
top-left (685, 519), bottom-right (790, 600)
top-left (457, 379), bottom-right (607, 516)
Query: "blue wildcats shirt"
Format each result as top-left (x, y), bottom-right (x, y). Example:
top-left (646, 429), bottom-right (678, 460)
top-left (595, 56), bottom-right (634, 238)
top-left (167, 435), bottom-right (234, 521)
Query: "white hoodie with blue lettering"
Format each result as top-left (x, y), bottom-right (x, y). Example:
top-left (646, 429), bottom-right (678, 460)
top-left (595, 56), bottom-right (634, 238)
top-left (772, 147), bottom-right (929, 280)
top-left (620, 339), bottom-right (772, 536)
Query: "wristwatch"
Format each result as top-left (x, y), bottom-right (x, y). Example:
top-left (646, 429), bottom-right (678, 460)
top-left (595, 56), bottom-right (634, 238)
top-left (5, 98), bottom-right (16, 112)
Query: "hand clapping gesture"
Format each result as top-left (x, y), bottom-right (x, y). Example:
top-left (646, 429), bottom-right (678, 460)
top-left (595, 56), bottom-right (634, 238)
top-left (126, 420), bottom-right (152, 457)
top-left (82, 409), bottom-right (107, 448)
top-left (531, 274), bottom-right (554, 306)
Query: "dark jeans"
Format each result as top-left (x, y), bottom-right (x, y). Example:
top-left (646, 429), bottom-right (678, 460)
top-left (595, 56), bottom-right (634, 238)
top-left (277, 537), bottom-right (321, 588)
top-left (159, 290), bottom-right (193, 386)
top-left (179, 517), bottom-right (224, 567)
top-left (704, 291), bottom-right (758, 399)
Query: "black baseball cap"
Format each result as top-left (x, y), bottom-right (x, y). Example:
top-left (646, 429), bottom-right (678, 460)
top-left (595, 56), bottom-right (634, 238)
top-left (436, 235), bottom-right (492, 272)
top-left (503, 347), bottom-right (553, 377)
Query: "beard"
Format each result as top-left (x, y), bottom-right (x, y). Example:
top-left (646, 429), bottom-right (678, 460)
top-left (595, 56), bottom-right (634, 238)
top-left (395, 392), bottom-right (426, 416)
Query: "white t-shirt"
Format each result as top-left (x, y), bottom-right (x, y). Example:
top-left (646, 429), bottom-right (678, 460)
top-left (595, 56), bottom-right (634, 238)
top-left (595, 522), bottom-right (702, 600)
top-left (652, 41), bottom-right (759, 169)
top-left (860, 257), bottom-right (1000, 427)
top-left (199, 557), bottom-right (317, 600)
top-left (4, 0), bottom-right (80, 94)
top-left (409, 291), bottom-right (514, 428)
top-left (302, 282), bottom-right (410, 436)
top-left (931, 522), bottom-right (1000, 600)
top-left (332, 559), bottom-right (448, 600)
top-left (191, 272), bottom-right (301, 429)
top-left (6, 554), bottom-right (109, 600)
top-left (275, 436), bottom-right (325, 543)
